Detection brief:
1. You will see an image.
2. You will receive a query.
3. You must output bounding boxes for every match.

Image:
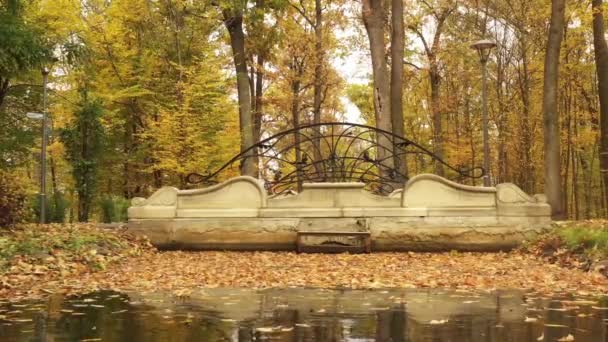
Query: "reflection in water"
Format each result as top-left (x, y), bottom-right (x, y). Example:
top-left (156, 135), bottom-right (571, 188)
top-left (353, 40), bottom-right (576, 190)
top-left (0, 288), bottom-right (607, 341)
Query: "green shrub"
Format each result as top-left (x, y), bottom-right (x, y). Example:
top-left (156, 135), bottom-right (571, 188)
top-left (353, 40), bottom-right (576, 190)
top-left (99, 195), bottom-right (130, 223)
top-left (31, 191), bottom-right (71, 223)
top-left (0, 170), bottom-right (29, 228)
top-left (558, 224), bottom-right (608, 254)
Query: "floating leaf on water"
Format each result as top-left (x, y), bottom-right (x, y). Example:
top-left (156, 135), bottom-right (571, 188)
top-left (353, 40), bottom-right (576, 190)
top-left (562, 300), bottom-right (596, 305)
top-left (429, 319), bottom-right (448, 325)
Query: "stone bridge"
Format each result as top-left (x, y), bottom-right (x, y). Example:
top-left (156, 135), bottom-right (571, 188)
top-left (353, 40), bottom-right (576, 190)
top-left (127, 174), bottom-right (550, 251)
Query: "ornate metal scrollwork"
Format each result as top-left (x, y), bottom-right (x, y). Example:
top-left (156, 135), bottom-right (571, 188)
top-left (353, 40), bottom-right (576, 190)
top-left (186, 122), bottom-right (484, 195)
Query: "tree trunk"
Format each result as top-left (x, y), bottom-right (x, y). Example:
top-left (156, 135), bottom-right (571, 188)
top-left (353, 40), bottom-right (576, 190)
top-left (312, 0), bottom-right (323, 165)
top-left (251, 54), bottom-right (264, 171)
top-left (223, 9), bottom-right (256, 177)
top-left (290, 58), bottom-right (304, 192)
top-left (429, 64), bottom-right (444, 176)
top-left (592, 0), bottom-right (608, 214)
top-left (0, 78), bottom-right (9, 108)
top-left (362, 0), bottom-right (394, 190)
top-left (542, 0), bottom-right (566, 218)
top-left (390, 0), bottom-right (407, 181)
top-left (517, 45), bottom-right (535, 194)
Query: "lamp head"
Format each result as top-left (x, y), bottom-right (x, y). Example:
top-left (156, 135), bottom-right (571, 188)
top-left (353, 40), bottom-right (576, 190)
top-left (470, 39), bottom-right (497, 63)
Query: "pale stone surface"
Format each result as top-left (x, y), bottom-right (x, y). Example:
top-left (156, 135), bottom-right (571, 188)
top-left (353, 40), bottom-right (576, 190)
top-left (402, 174), bottom-right (496, 208)
top-left (127, 173), bottom-right (552, 251)
top-left (177, 208), bottom-right (259, 218)
top-left (128, 218), bottom-right (298, 250)
top-left (267, 182), bottom-right (400, 208)
top-left (178, 176), bottom-right (266, 209)
top-left (370, 225), bottom-right (544, 251)
top-left (128, 187), bottom-right (178, 219)
top-left (496, 183), bottom-right (537, 204)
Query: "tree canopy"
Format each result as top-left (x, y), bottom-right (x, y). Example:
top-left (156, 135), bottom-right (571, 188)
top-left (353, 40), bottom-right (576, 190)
top-left (1, 0), bottom-right (607, 221)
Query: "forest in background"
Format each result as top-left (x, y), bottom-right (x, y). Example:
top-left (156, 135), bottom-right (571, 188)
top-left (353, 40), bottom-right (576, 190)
top-left (1, 0), bottom-right (607, 222)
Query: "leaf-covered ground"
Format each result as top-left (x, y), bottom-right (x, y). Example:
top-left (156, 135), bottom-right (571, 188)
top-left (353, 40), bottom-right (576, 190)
top-left (1, 223), bottom-right (608, 301)
top-left (0, 224), bottom-right (154, 300)
top-left (67, 250), bottom-right (607, 296)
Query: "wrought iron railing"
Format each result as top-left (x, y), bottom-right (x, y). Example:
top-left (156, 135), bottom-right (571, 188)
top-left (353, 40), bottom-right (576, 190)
top-left (186, 122), bottom-right (483, 195)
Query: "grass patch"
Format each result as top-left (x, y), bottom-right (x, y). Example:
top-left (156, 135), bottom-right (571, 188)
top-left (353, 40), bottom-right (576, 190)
top-left (525, 220), bottom-right (608, 269)
top-left (0, 223), bottom-right (154, 274)
top-left (558, 224), bottom-right (608, 253)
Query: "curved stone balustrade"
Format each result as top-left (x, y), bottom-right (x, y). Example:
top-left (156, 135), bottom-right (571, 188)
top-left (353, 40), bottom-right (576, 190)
top-left (127, 174), bottom-right (551, 251)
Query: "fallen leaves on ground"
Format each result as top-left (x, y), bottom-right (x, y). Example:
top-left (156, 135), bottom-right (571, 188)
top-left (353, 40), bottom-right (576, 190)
top-left (0, 223), bottom-right (155, 299)
top-left (523, 220), bottom-right (608, 273)
top-left (11, 249), bottom-right (607, 300)
top-left (1, 224), bottom-right (607, 301)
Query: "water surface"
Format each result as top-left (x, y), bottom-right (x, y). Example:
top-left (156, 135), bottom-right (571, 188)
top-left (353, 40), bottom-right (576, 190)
top-left (1, 288), bottom-right (607, 341)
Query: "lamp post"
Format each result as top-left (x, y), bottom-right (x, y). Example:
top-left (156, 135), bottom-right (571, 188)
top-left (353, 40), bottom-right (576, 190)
top-left (470, 39), bottom-right (496, 187)
top-left (27, 68), bottom-right (49, 223)
top-left (40, 67), bottom-right (49, 223)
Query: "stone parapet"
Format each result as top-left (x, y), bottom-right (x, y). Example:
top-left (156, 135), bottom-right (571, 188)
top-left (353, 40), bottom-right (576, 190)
top-left (127, 174), bottom-right (551, 251)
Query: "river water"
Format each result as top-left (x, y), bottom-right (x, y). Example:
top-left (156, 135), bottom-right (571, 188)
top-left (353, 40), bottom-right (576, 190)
top-left (0, 288), bottom-right (607, 341)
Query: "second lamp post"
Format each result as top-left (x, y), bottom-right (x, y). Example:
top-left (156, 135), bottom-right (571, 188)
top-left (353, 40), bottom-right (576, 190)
top-left (471, 39), bottom-right (496, 187)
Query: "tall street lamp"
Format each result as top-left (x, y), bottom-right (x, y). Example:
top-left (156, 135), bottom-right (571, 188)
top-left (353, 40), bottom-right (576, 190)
top-left (27, 67), bottom-right (49, 223)
top-left (470, 39), bottom-right (496, 187)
